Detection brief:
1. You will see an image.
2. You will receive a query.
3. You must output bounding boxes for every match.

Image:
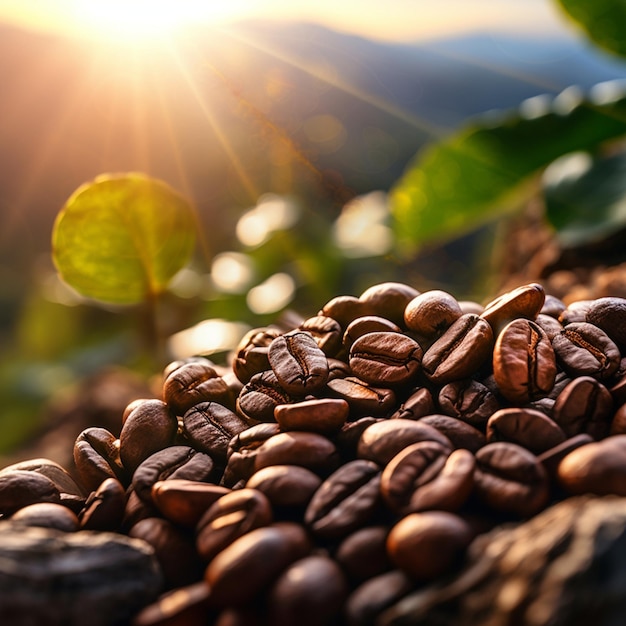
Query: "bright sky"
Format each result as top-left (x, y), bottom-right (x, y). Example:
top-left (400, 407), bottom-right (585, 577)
top-left (0, 0), bottom-right (566, 43)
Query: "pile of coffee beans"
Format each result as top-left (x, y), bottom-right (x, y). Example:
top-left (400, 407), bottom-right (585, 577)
top-left (3, 281), bottom-right (626, 625)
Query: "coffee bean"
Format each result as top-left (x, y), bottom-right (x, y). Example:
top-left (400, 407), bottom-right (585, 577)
top-left (481, 282), bottom-right (545, 331)
top-left (246, 465), bottom-right (322, 509)
top-left (274, 398), bottom-right (349, 434)
top-left (319, 295), bottom-right (372, 329)
top-left (552, 376), bottom-right (614, 439)
top-left (552, 321), bottom-right (621, 380)
top-left (486, 407), bottom-right (566, 454)
top-left (132, 446), bottom-right (215, 505)
top-left (404, 289), bottom-right (462, 337)
top-left (359, 282), bottom-right (420, 327)
top-left (304, 459), bottom-right (382, 539)
top-left (421, 314), bottom-right (493, 385)
top-left (0, 470), bottom-right (61, 516)
top-left (182, 401), bottom-right (249, 462)
top-left (150, 479), bottom-right (230, 528)
top-left (266, 555), bottom-right (349, 626)
top-left (335, 525), bottom-right (392, 583)
top-left (120, 399), bottom-right (178, 473)
top-left (79, 477), bottom-right (126, 532)
top-left (196, 488), bottom-right (273, 563)
top-left (343, 316), bottom-right (403, 353)
top-left (163, 362), bottom-right (232, 416)
top-left (357, 418), bottom-right (451, 466)
top-left (474, 442), bottom-right (550, 517)
top-left (390, 387), bottom-right (435, 420)
top-left (327, 376), bottom-right (396, 418)
top-left (205, 522), bottom-right (312, 607)
top-left (232, 327), bottom-right (282, 385)
top-left (386, 511), bottom-right (473, 581)
top-left (236, 370), bottom-right (292, 423)
top-left (268, 331), bottom-right (329, 395)
top-left (73, 427), bottom-right (127, 492)
top-left (349, 331), bottom-right (422, 387)
top-left (585, 296), bottom-right (626, 350)
top-left (299, 315), bottom-right (343, 357)
top-left (438, 379), bottom-right (500, 428)
top-left (419, 414), bottom-right (486, 452)
top-left (380, 442), bottom-right (475, 515)
top-left (557, 435), bottom-right (626, 496)
top-left (493, 318), bottom-right (557, 404)
top-left (10, 502), bottom-right (79, 532)
top-left (537, 434), bottom-right (594, 478)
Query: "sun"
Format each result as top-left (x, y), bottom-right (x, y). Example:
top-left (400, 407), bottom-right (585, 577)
top-left (76, 0), bottom-right (242, 43)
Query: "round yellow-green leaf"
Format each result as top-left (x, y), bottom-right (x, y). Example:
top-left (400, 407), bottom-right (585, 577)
top-left (52, 173), bottom-right (197, 305)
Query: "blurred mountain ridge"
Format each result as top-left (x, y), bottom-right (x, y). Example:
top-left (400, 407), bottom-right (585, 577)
top-left (1, 18), bottom-right (625, 267)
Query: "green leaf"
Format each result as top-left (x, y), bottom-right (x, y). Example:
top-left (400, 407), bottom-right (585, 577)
top-left (52, 173), bottom-right (197, 305)
top-left (555, 0), bottom-right (626, 59)
top-left (390, 83), bottom-right (626, 255)
top-left (544, 150), bottom-right (626, 247)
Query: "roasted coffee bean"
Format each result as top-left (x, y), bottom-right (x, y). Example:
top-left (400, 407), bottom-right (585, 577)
top-left (327, 357), bottom-right (352, 381)
top-left (266, 555), bottom-right (349, 626)
top-left (232, 327), bottom-right (282, 385)
top-left (196, 488), bottom-right (273, 563)
top-left (335, 525), bottom-right (392, 583)
top-left (299, 315), bottom-right (343, 357)
top-left (540, 294), bottom-right (567, 318)
top-left (343, 316), bottom-right (402, 352)
top-left (387, 511), bottom-right (473, 581)
top-left (327, 376), bottom-right (396, 418)
top-left (236, 370), bottom-right (292, 423)
top-left (79, 477), bottom-right (126, 532)
top-left (537, 433), bottom-right (594, 478)
top-left (132, 446), bottom-right (215, 505)
top-left (559, 299), bottom-right (593, 325)
top-left (557, 435), bottom-right (626, 496)
top-left (222, 423), bottom-right (281, 487)
top-left (403, 289), bottom-right (462, 337)
top-left (438, 379), bottom-right (500, 428)
top-left (481, 282), bottom-right (545, 331)
top-left (534, 313), bottom-right (564, 341)
top-left (151, 480), bottom-right (230, 528)
top-left (73, 427), bottom-right (127, 492)
top-left (319, 295), bottom-right (372, 329)
top-left (419, 414), bottom-right (486, 452)
top-left (246, 465), bottom-right (322, 510)
top-left (131, 581), bottom-right (213, 626)
top-left (380, 443), bottom-right (475, 515)
top-left (359, 282), bottom-right (420, 327)
top-left (334, 417), bottom-right (383, 459)
top-left (493, 318), bottom-right (557, 404)
top-left (304, 459), bottom-right (382, 539)
top-left (0, 458), bottom-right (84, 500)
top-left (183, 401), bottom-right (249, 462)
top-left (610, 402), bottom-right (626, 435)
top-left (130, 517), bottom-right (205, 590)
top-left (268, 331), bottom-right (329, 395)
top-left (162, 356), bottom-right (216, 382)
top-left (486, 407), bottom-right (566, 454)
top-left (357, 418), bottom-right (451, 466)
top-left (421, 314), bottom-right (494, 385)
top-left (274, 398), bottom-right (349, 434)
top-left (119, 399), bottom-right (178, 473)
top-left (10, 502), bottom-right (79, 532)
top-left (345, 570), bottom-right (413, 626)
top-left (552, 376), bottom-right (614, 439)
top-left (254, 431), bottom-right (340, 477)
top-left (474, 442), bottom-right (550, 517)
top-left (205, 522), bottom-right (312, 607)
top-left (390, 387), bottom-right (435, 420)
top-left (0, 470), bottom-right (61, 516)
top-left (585, 296), bottom-right (626, 350)
top-left (552, 321), bottom-right (621, 380)
top-left (349, 331), bottom-right (422, 387)
top-left (163, 362), bottom-right (232, 416)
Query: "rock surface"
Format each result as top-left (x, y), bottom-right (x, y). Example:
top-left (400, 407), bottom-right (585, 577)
top-left (380, 495), bottom-right (626, 626)
top-left (0, 522), bottom-right (162, 626)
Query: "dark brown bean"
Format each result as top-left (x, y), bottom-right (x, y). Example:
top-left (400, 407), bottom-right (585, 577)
top-left (359, 282), bottom-right (420, 327)
top-left (274, 398), bottom-right (349, 434)
top-left (236, 370), bottom-right (292, 423)
top-left (268, 331), bottom-right (329, 395)
top-left (327, 376), bottom-right (396, 418)
top-left (246, 465), bottom-right (322, 509)
top-left (403, 290), bottom-right (462, 337)
top-left (73, 427), bottom-right (127, 492)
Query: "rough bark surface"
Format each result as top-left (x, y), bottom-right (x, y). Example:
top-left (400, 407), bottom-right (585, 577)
top-left (380, 496), bottom-right (626, 626)
top-left (0, 521), bottom-right (162, 626)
